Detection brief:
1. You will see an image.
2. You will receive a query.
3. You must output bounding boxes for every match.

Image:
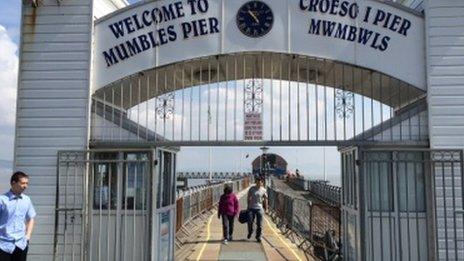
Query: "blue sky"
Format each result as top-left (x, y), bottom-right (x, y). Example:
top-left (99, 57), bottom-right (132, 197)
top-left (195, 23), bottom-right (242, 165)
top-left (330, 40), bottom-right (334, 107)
top-left (0, 0), bottom-right (20, 163)
top-left (0, 0), bottom-right (341, 185)
top-left (0, 0), bottom-right (20, 190)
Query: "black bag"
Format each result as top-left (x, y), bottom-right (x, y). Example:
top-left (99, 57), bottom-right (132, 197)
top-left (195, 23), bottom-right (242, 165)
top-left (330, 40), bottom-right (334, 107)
top-left (238, 209), bottom-right (249, 224)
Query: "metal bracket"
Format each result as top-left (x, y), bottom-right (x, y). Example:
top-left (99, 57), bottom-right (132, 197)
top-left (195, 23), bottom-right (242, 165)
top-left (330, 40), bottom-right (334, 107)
top-left (25, 0), bottom-right (62, 7)
top-left (24, 0), bottom-right (43, 8)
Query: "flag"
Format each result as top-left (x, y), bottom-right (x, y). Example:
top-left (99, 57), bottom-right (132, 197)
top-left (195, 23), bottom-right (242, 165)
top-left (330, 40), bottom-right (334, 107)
top-left (207, 106), bottom-right (212, 125)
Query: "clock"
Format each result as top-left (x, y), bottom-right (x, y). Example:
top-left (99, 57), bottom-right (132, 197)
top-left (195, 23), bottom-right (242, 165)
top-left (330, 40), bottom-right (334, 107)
top-left (236, 1), bottom-right (274, 38)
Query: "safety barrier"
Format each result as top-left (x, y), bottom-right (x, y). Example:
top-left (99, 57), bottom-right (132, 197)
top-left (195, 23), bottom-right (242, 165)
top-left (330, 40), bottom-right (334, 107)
top-left (267, 187), bottom-right (341, 257)
top-left (287, 177), bottom-right (341, 206)
top-left (177, 171), bottom-right (251, 179)
top-left (175, 176), bottom-right (252, 232)
top-left (308, 181), bottom-right (341, 206)
top-left (288, 177), bottom-right (310, 190)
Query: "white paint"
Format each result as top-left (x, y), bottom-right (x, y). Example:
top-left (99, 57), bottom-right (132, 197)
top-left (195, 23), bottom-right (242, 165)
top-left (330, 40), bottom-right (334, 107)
top-left (372, 110), bottom-right (429, 141)
top-left (92, 113), bottom-right (143, 140)
top-left (14, 0), bottom-right (133, 256)
top-left (94, 0), bottom-right (129, 19)
top-left (426, 0), bottom-right (464, 149)
top-left (396, 0), bottom-right (424, 11)
top-left (92, 0), bottom-right (426, 91)
top-left (425, 0), bottom-right (464, 259)
top-left (14, 0), bottom-right (94, 259)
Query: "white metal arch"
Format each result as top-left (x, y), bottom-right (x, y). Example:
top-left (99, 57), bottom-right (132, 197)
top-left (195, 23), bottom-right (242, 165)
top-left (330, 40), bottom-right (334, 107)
top-left (91, 52), bottom-right (428, 147)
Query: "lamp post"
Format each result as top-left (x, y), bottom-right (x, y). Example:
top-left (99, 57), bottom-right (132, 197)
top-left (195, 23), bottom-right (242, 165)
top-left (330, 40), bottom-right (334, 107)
top-left (259, 146), bottom-right (269, 179)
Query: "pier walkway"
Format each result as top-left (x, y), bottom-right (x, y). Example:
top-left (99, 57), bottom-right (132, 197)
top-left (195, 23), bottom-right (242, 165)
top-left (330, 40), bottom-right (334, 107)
top-left (175, 189), bottom-right (313, 260)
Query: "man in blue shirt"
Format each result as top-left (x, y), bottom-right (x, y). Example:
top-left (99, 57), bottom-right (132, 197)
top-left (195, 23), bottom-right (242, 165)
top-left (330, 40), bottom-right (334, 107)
top-left (0, 171), bottom-right (36, 261)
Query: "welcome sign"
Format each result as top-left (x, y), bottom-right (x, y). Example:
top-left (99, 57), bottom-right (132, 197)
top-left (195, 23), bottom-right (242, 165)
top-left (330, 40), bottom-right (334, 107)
top-left (300, 0), bottom-right (413, 52)
top-left (93, 0), bottom-right (425, 91)
top-left (102, 0), bottom-right (220, 67)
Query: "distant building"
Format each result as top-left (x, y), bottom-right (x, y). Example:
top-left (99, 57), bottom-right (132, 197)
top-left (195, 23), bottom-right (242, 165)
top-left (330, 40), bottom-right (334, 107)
top-left (251, 153), bottom-right (287, 176)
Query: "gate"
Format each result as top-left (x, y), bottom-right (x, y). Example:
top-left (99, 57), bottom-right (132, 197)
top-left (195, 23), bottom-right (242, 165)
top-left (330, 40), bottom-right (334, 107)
top-left (343, 148), bottom-right (464, 261)
top-left (431, 150), bottom-right (464, 261)
top-left (340, 147), bottom-right (361, 261)
top-left (53, 150), bottom-right (154, 261)
top-left (53, 151), bottom-right (87, 261)
top-left (361, 149), bottom-right (433, 261)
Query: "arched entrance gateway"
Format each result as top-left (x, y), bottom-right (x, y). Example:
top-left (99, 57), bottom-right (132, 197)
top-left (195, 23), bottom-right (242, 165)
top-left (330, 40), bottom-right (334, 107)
top-left (13, 0), bottom-right (464, 261)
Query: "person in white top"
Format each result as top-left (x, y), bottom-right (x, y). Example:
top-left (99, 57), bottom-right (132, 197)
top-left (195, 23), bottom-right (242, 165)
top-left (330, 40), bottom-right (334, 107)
top-left (246, 177), bottom-right (268, 242)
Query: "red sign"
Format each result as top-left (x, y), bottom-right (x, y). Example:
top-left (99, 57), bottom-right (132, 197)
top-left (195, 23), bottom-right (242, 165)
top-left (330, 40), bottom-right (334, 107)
top-left (244, 113), bottom-right (263, 140)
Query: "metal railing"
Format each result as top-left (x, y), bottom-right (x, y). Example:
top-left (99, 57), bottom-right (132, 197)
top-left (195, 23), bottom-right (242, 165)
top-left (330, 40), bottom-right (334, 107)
top-left (175, 176), bottom-right (253, 232)
top-left (267, 187), bottom-right (341, 259)
top-left (91, 52), bottom-right (428, 147)
top-left (286, 177), bottom-right (310, 190)
top-left (308, 180), bottom-right (341, 206)
top-left (177, 171), bottom-right (252, 179)
top-left (287, 177), bottom-right (341, 206)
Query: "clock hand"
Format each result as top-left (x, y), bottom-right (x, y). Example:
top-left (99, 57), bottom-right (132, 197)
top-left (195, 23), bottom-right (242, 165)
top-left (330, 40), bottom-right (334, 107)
top-left (248, 10), bottom-right (259, 23)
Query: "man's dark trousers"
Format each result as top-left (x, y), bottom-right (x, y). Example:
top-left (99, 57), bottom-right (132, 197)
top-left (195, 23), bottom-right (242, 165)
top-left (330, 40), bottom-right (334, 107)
top-left (0, 246), bottom-right (28, 261)
top-left (247, 208), bottom-right (264, 240)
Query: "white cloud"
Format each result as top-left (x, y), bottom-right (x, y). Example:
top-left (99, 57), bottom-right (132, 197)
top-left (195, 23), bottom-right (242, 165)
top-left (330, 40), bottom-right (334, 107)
top-left (0, 25), bottom-right (18, 126)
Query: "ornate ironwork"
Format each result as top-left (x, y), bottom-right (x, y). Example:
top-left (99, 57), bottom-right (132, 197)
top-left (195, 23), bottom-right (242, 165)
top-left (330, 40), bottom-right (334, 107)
top-left (431, 150), bottom-right (462, 162)
top-left (335, 89), bottom-right (354, 119)
top-left (244, 79), bottom-right (263, 113)
top-left (156, 93), bottom-right (175, 120)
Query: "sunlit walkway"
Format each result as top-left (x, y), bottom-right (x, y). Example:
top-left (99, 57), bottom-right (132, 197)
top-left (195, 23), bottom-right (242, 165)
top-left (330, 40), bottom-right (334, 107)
top-left (175, 190), bottom-right (314, 261)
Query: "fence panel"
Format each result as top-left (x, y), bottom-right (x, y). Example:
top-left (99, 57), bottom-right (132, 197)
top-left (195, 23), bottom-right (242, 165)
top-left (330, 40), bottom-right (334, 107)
top-left (206, 188), bottom-right (213, 209)
top-left (284, 195), bottom-right (294, 227)
top-left (292, 199), bottom-right (311, 236)
top-left (200, 190), bottom-right (207, 211)
top-left (176, 198), bottom-right (183, 232)
top-left (310, 204), bottom-right (341, 240)
top-left (174, 178), bottom-right (250, 230)
top-left (267, 186), bottom-right (341, 259)
top-left (190, 192), bottom-right (199, 217)
top-left (309, 181), bottom-right (341, 206)
top-left (183, 195), bottom-right (191, 224)
top-left (276, 193), bottom-right (285, 220)
top-left (268, 189), bottom-right (277, 210)
top-left (212, 186), bottom-right (220, 204)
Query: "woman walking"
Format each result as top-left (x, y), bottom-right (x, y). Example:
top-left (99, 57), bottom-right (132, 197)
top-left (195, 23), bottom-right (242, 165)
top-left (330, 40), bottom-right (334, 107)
top-left (218, 185), bottom-right (239, 244)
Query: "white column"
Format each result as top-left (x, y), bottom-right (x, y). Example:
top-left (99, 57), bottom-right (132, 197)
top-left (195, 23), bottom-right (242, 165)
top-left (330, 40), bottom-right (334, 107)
top-left (14, 0), bottom-right (94, 259)
top-left (425, 0), bottom-right (464, 259)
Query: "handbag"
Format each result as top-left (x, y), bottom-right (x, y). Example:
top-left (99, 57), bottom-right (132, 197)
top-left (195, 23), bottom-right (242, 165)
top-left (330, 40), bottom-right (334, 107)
top-left (238, 209), bottom-right (249, 224)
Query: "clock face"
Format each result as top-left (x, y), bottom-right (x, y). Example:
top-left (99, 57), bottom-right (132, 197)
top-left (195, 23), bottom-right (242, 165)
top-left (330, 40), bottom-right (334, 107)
top-left (236, 1), bottom-right (274, 38)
